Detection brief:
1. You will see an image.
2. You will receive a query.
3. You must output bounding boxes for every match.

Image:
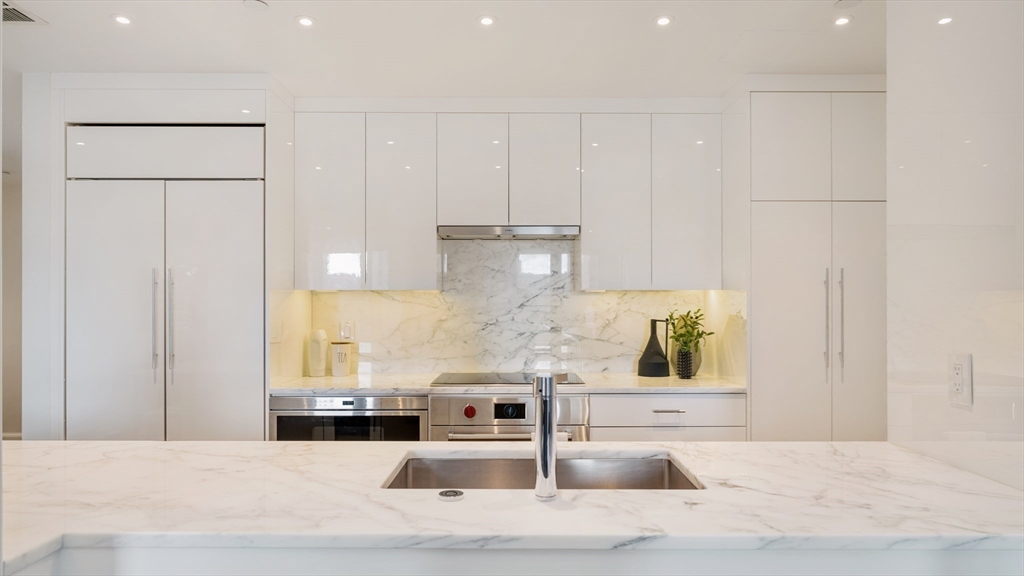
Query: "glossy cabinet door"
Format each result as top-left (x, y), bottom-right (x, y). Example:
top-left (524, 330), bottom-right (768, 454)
top-left (165, 181), bottom-right (264, 441)
top-left (66, 180), bottom-right (166, 441)
top-left (294, 113), bottom-right (366, 290)
top-left (508, 113), bottom-right (581, 225)
top-left (590, 426), bottom-right (746, 442)
top-left (580, 114), bottom-right (652, 290)
top-left (366, 113), bottom-right (439, 290)
top-left (750, 92), bottom-right (831, 201)
top-left (652, 114), bottom-right (722, 289)
top-left (437, 114), bottom-right (508, 225)
top-left (66, 126), bottom-right (264, 179)
top-left (750, 201), bottom-right (832, 440)
top-left (831, 202), bottom-right (887, 440)
top-left (831, 93), bottom-right (886, 201)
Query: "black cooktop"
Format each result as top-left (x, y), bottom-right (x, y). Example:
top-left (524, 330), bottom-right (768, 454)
top-left (429, 372), bottom-right (583, 387)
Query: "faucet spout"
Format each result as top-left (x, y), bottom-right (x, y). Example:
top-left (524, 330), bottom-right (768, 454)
top-left (534, 374), bottom-right (558, 501)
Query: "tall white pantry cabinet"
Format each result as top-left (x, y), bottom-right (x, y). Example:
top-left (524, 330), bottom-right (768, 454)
top-left (749, 91), bottom-right (887, 441)
top-left (64, 126), bottom-right (265, 441)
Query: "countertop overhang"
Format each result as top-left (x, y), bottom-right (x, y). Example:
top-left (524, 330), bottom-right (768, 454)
top-left (3, 440), bottom-right (1021, 574)
top-left (269, 372), bottom-right (747, 396)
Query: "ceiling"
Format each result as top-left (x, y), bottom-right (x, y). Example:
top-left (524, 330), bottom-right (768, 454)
top-left (1, 0), bottom-right (886, 181)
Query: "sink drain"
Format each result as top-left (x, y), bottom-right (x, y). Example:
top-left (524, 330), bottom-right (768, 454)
top-left (438, 489), bottom-right (464, 502)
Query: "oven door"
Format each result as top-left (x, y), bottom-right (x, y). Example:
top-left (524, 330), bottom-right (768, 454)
top-left (430, 425), bottom-right (589, 442)
top-left (272, 410), bottom-right (428, 441)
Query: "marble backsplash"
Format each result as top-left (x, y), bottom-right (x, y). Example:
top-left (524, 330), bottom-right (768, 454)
top-left (308, 239), bottom-right (746, 377)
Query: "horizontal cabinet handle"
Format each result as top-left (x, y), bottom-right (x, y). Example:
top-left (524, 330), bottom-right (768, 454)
top-left (652, 409), bottom-right (687, 414)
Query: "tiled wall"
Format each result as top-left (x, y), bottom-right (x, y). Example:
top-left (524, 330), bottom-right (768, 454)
top-left (887, 1), bottom-right (1024, 489)
top-left (303, 239), bottom-right (746, 378)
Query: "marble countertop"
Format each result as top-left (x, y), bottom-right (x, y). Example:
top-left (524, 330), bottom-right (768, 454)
top-left (270, 372), bottom-right (746, 396)
top-left (4, 440), bottom-right (1021, 573)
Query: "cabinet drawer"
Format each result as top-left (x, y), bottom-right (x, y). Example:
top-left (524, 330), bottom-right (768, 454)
top-left (590, 426), bottom-right (746, 442)
top-left (589, 394), bottom-right (746, 427)
top-left (67, 126), bottom-right (264, 179)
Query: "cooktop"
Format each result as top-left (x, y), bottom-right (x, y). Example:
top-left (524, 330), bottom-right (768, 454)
top-left (429, 372), bottom-right (584, 387)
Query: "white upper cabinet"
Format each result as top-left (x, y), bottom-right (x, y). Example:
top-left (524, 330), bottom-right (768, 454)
top-left (366, 113), bottom-right (439, 290)
top-left (437, 114), bottom-right (509, 225)
top-left (580, 114), bottom-right (652, 290)
top-left (66, 126), bottom-right (264, 179)
top-left (751, 92), bottom-right (831, 201)
top-left (294, 113), bottom-right (366, 290)
top-left (652, 114), bottom-right (722, 289)
top-left (831, 93), bottom-right (886, 201)
top-left (508, 114), bottom-right (581, 226)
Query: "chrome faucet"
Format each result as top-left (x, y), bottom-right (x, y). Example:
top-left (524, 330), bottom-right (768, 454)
top-left (534, 374), bottom-right (558, 501)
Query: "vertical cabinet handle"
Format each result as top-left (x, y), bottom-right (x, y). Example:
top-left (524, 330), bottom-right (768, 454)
top-left (168, 268), bottom-right (175, 380)
top-left (824, 268), bottom-right (830, 370)
top-left (839, 268), bottom-right (845, 381)
top-left (151, 269), bottom-right (158, 378)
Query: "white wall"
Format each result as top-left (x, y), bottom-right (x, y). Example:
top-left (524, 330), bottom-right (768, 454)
top-left (886, 1), bottom-right (1024, 490)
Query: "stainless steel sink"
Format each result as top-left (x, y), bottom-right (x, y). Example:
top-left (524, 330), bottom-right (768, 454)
top-left (385, 457), bottom-right (702, 490)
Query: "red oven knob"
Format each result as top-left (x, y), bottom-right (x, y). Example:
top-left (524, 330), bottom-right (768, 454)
top-left (463, 404), bottom-right (477, 419)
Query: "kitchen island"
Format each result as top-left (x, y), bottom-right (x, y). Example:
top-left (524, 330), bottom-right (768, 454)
top-left (3, 441), bottom-right (1021, 575)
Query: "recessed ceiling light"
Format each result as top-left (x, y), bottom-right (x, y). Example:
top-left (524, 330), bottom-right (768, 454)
top-left (76, 142), bottom-right (85, 146)
top-left (296, 16), bottom-right (315, 26)
top-left (243, 0), bottom-right (269, 10)
top-left (405, 166), bottom-right (411, 169)
top-left (496, 166), bottom-right (502, 169)
top-left (492, 140), bottom-right (500, 144)
top-left (315, 167), bottom-right (321, 170)
top-left (834, 16), bottom-right (852, 25)
top-left (387, 141), bottom-right (394, 144)
top-left (479, 16), bottom-right (495, 26)
top-left (112, 15), bottom-right (131, 24)
top-left (286, 142), bottom-right (292, 146)
top-left (696, 140), bottom-right (704, 144)
top-left (656, 16), bottom-right (673, 26)
top-left (938, 17), bottom-right (952, 24)
top-left (241, 109), bottom-right (251, 114)
top-left (592, 143), bottom-right (599, 146)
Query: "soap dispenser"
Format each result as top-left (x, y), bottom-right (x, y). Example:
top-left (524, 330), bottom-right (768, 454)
top-left (637, 319), bottom-right (670, 377)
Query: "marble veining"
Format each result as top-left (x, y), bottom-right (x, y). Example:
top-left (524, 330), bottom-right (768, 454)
top-left (310, 240), bottom-right (747, 376)
top-left (3, 441), bottom-right (1021, 573)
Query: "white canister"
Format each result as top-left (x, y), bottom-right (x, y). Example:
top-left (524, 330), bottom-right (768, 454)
top-left (308, 330), bottom-right (329, 377)
top-left (330, 342), bottom-right (352, 377)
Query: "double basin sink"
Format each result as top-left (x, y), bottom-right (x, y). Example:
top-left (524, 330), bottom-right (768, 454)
top-left (386, 457), bottom-right (702, 490)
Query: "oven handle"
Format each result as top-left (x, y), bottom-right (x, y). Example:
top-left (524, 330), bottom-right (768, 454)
top-left (448, 431), bottom-right (573, 442)
top-left (270, 410), bottom-right (428, 417)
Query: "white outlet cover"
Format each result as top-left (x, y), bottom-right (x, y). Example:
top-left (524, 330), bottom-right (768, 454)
top-left (947, 353), bottom-right (974, 408)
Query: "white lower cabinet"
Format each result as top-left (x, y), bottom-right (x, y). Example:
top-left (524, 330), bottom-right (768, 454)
top-left (589, 394), bottom-right (747, 441)
top-left (591, 426), bottom-right (746, 442)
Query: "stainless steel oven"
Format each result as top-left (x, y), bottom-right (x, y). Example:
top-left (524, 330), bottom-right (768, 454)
top-left (270, 396), bottom-right (428, 441)
top-left (428, 395), bottom-right (589, 442)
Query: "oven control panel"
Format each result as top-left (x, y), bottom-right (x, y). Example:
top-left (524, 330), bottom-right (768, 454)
top-left (494, 403), bottom-right (526, 420)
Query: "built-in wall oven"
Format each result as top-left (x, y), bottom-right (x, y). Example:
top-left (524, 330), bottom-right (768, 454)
top-left (429, 395), bottom-right (589, 442)
top-left (270, 396), bottom-right (428, 441)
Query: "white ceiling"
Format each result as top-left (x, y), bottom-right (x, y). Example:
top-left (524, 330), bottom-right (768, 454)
top-left (1, 0), bottom-right (886, 179)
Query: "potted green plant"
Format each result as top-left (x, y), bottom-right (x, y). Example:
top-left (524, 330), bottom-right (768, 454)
top-left (667, 309), bottom-right (714, 379)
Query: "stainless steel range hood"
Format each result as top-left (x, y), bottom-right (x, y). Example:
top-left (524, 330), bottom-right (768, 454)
top-left (437, 225), bottom-right (580, 240)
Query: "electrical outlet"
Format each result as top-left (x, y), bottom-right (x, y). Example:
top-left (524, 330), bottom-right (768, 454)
top-left (948, 353), bottom-right (974, 407)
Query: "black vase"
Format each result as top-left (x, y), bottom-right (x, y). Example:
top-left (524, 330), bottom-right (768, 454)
top-left (676, 349), bottom-right (693, 380)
